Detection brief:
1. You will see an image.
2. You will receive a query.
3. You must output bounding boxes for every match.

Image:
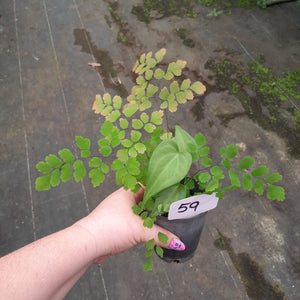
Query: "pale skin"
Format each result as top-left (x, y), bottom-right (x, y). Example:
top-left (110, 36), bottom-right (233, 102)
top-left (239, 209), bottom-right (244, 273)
top-left (0, 187), bottom-right (184, 300)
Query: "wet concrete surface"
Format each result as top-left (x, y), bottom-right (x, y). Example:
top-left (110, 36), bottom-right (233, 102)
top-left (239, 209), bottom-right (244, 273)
top-left (1, 0), bottom-right (300, 299)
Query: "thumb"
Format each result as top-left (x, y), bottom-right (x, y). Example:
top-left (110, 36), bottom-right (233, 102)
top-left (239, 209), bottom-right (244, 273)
top-left (142, 223), bottom-right (186, 251)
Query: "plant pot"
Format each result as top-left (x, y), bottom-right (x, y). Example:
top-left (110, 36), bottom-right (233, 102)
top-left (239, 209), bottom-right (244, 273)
top-left (155, 211), bottom-right (207, 263)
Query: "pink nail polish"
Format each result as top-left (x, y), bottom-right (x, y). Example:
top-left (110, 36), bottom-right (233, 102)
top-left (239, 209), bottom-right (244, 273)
top-left (169, 239), bottom-right (186, 251)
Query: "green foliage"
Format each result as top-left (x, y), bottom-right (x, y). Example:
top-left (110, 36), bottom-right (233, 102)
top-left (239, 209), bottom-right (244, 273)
top-left (35, 49), bottom-right (285, 272)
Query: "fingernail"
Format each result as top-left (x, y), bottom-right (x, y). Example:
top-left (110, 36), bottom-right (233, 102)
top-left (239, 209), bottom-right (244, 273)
top-left (169, 239), bottom-right (186, 251)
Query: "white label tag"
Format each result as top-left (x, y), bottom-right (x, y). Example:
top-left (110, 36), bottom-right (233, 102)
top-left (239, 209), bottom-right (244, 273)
top-left (168, 193), bottom-right (219, 220)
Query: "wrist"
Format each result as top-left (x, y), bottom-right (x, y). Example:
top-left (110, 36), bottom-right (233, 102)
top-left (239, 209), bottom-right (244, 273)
top-left (73, 214), bottom-right (110, 263)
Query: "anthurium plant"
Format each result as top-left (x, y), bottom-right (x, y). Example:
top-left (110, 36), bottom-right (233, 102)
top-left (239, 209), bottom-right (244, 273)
top-left (35, 49), bottom-right (285, 271)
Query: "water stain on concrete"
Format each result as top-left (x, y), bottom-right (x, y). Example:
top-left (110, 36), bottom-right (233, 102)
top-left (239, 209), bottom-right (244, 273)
top-left (214, 229), bottom-right (286, 300)
top-left (104, 1), bottom-right (134, 47)
top-left (190, 49), bottom-right (300, 158)
top-left (73, 28), bottom-right (128, 98)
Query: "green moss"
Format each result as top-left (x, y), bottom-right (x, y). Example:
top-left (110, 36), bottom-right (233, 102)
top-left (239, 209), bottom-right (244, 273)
top-left (204, 55), bottom-right (300, 158)
top-left (176, 28), bottom-right (190, 39)
top-left (176, 28), bottom-right (195, 48)
top-left (131, 0), bottom-right (198, 23)
top-left (105, 1), bottom-right (132, 46)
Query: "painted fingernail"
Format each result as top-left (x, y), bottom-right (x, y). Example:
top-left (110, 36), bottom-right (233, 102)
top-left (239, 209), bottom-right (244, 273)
top-left (169, 239), bottom-right (186, 251)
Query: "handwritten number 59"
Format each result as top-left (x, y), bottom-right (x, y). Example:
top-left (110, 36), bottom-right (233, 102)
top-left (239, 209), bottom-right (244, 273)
top-left (178, 201), bottom-right (200, 213)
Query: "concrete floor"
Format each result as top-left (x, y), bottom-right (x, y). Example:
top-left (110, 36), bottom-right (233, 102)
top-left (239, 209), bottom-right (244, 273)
top-left (0, 0), bottom-right (299, 299)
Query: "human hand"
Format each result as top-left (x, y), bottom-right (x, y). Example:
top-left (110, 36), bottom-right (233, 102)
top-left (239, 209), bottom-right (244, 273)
top-left (75, 186), bottom-right (185, 264)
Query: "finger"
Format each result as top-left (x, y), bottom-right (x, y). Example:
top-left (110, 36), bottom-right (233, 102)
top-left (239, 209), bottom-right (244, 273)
top-left (142, 223), bottom-right (186, 251)
top-left (132, 184), bottom-right (145, 204)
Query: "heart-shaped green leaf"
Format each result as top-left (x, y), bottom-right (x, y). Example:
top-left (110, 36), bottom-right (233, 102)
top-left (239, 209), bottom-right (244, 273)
top-left (143, 139), bottom-right (192, 203)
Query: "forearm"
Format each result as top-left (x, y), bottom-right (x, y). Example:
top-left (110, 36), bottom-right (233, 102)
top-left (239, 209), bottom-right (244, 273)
top-left (0, 223), bottom-right (98, 300)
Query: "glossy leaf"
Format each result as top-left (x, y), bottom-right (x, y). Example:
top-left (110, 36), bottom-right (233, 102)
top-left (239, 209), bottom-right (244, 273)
top-left (107, 110), bottom-right (120, 122)
top-left (150, 110), bottom-right (163, 125)
top-left (238, 156), bottom-right (255, 170)
top-left (45, 155), bottom-right (63, 169)
top-left (143, 257), bottom-right (153, 272)
top-left (89, 157), bottom-right (102, 168)
top-left (152, 184), bottom-right (186, 216)
top-left (206, 179), bottom-right (220, 192)
top-left (201, 157), bottom-right (212, 167)
top-left (35, 175), bottom-right (51, 191)
top-left (176, 91), bottom-right (186, 103)
top-left (140, 112), bottom-right (149, 123)
top-left (154, 68), bottom-right (165, 79)
top-left (143, 139), bottom-right (192, 203)
top-left (136, 76), bottom-right (145, 85)
top-left (144, 123), bottom-right (156, 133)
top-left (164, 71), bottom-right (174, 80)
top-left (221, 158), bottom-right (231, 169)
top-left (267, 184), bottom-right (285, 201)
top-left (99, 146), bottom-right (112, 157)
top-left (113, 96), bottom-right (122, 109)
top-left (119, 118), bottom-right (129, 129)
top-left (229, 169), bottom-right (240, 187)
top-left (100, 121), bottom-right (113, 136)
top-left (81, 149), bottom-right (91, 158)
top-left (128, 147), bottom-right (138, 157)
top-left (198, 147), bottom-right (209, 157)
top-left (198, 172), bottom-right (211, 183)
top-left (111, 159), bottom-right (124, 171)
top-left (265, 173), bottom-right (282, 183)
top-left (190, 81), bottom-right (206, 95)
top-left (252, 166), bottom-right (269, 177)
top-left (147, 84), bottom-right (158, 98)
top-left (224, 144), bottom-right (238, 159)
top-left (158, 232), bottom-right (168, 245)
top-left (58, 149), bottom-right (75, 164)
top-left (92, 94), bottom-right (105, 114)
top-left (98, 138), bottom-right (110, 147)
top-left (253, 179), bottom-right (264, 195)
top-left (89, 168), bottom-right (105, 187)
top-left (131, 130), bottom-right (142, 142)
top-left (156, 246), bottom-right (164, 258)
top-left (135, 142), bottom-right (146, 154)
top-left (242, 174), bottom-right (252, 191)
top-left (123, 173), bottom-right (137, 190)
top-left (123, 102), bottom-right (138, 117)
top-left (132, 119), bottom-right (143, 129)
top-left (174, 125), bottom-right (197, 154)
top-left (143, 217), bottom-right (154, 228)
top-left (170, 81), bottom-right (180, 94)
top-left (73, 160), bottom-right (86, 182)
top-left (36, 162), bottom-right (52, 174)
top-left (140, 53), bottom-right (146, 64)
top-left (194, 132), bottom-right (206, 148)
top-left (101, 106), bottom-right (113, 117)
top-left (103, 93), bottom-right (112, 105)
top-left (126, 158), bottom-right (140, 176)
top-left (145, 249), bottom-right (153, 258)
top-left (101, 163), bottom-right (109, 174)
top-left (145, 70), bottom-right (153, 80)
top-left (155, 48), bottom-right (166, 62)
top-left (50, 169), bottom-right (60, 187)
top-left (61, 164), bottom-right (72, 182)
top-left (159, 87), bottom-right (169, 100)
top-left (184, 89), bottom-right (194, 100)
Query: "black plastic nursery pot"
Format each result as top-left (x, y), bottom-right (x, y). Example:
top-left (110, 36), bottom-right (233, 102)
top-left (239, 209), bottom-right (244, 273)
top-left (155, 211), bottom-right (207, 263)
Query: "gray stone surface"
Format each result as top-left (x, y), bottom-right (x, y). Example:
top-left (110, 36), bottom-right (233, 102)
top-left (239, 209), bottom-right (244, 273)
top-left (0, 0), bottom-right (299, 299)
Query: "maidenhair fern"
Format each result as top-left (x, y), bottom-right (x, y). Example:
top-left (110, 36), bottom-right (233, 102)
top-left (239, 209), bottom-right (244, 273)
top-left (35, 49), bottom-right (206, 192)
top-left (35, 49), bottom-right (285, 271)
